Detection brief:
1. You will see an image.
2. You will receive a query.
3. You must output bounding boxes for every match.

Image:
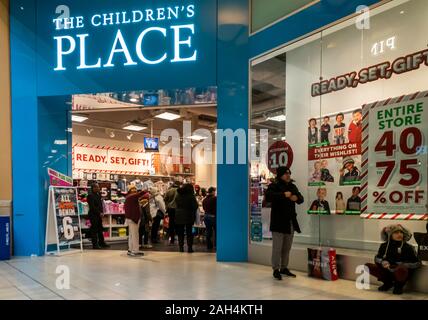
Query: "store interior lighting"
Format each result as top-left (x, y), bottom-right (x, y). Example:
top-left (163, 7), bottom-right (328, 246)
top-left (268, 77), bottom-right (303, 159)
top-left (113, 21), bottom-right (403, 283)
top-left (267, 114), bottom-right (286, 122)
top-left (155, 111), bottom-right (181, 121)
top-left (72, 115), bottom-right (89, 123)
top-left (123, 122), bottom-right (148, 132)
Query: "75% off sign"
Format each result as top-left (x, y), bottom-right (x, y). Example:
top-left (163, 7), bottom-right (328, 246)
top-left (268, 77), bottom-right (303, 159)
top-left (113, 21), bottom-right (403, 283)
top-left (366, 95), bottom-right (428, 217)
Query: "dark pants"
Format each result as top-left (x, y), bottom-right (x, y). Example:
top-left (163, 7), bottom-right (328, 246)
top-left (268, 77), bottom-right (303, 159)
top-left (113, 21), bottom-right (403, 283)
top-left (366, 263), bottom-right (412, 288)
top-left (151, 215), bottom-right (162, 242)
top-left (168, 208), bottom-right (176, 243)
top-left (176, 224), bottom-right (193, 249)
top-left (204, 214), bottom-right (216, 249)
top-left (139, 223), bottom-right (149, 245)
top-left (89, 215), bottom-right (106, 247)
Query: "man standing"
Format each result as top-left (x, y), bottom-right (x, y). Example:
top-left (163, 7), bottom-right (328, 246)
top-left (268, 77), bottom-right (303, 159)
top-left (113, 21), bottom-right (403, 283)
top-left (87, 183), bottom-right (109, 250)
top-left (164, 181), bottom-right (181, 245)
top-left (265, 167), bottom-right (304, 280)
top-left (125, 185), bottom-right (146, 257)
top-left (202, 187), bottom-right (217, 250)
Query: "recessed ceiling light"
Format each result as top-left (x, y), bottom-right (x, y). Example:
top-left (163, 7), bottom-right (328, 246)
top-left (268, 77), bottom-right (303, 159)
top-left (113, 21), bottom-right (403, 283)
top-left (72, 115), bottom-right (89, 122)
top-left (155, 112), bottom-right (181, 121)
top-left (123, 124), bottom-right (147, 132)
top-left (187, 135), bottom-right (208, 141)
top-left (267, 115), bottom-right (286, 122)
top-left (51, 150), bottom-right (58, 154)
top-left (213, 129), bottom-right (218, 133)
top-left (129, 98), bottom-right (138, 103)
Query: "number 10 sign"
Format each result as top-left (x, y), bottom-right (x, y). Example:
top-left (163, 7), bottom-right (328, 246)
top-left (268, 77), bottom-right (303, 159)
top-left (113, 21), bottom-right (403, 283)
top-left (361, 92), bottom-right (428, 220)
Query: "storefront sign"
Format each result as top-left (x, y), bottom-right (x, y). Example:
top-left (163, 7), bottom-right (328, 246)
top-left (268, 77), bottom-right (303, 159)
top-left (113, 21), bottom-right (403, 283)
top-left (73, 144), bottom-right (153, 175)
top-left (48, 168), bottom-right (73, 187)
top-left (267, 141), bottom-right (294, 174)
top-left (36, 0), bottom-right (217, 95)
top-left (311, 49), bottom-right (428, 97)
top-left (361, 92), bottom-right (428, 220)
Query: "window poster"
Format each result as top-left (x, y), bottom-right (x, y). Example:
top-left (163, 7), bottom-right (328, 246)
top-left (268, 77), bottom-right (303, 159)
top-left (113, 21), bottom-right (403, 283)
top-left (361, 91), bottom-right (428, 220)
top-left (307, 109), bottom-right (363, 215)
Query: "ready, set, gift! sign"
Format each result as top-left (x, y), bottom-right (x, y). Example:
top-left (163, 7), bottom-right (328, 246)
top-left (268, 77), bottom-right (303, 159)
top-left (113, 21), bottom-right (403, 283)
top-left (361, 92), bottom-right (428, 220)
top-left (73, 144), bottom-right (153, 175)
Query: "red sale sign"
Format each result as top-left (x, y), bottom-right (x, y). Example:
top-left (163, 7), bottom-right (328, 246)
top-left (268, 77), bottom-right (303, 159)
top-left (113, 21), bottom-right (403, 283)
top-left (267, 141), bottom-right (294, 174)
top-left (361, 92), bottom-right (428, 220)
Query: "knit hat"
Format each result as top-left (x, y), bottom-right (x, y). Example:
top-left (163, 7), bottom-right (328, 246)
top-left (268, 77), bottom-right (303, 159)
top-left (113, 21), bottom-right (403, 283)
top-left (342, 157), bottom-right (355, 169)
top-left (277, 166), bottom-right (291, 178)
top-left (380, 224), bottom-right (412, 242)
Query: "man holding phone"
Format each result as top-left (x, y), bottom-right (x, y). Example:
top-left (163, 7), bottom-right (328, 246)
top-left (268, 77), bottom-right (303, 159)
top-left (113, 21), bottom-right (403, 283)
top-left (265, 166), bottom-right (304, 280)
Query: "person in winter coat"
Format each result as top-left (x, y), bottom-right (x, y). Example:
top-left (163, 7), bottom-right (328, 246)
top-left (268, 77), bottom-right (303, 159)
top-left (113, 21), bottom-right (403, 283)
top-left (125, 185), bottom-right (146, 257)
top-left (175, 184), bottom-right (199, 253)
top-left (164, 181), bottom-right (181, 245)
top-left (265, 166), bottom-right (304, 280)
top-left (138, 192), bottom-right (152, 249)
top-left (202, 187), bottom-right (217, 250)
top-left (87, 183), bottom-right (109, 249)
top-left (149, 187), bottom-right (167, 244)
top-left (365, 224), bottom-right (421, 295)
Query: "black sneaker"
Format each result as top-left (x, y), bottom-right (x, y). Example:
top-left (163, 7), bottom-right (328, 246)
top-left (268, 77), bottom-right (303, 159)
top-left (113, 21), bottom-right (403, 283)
top-left (100, 243), bottom-right (110, 248)
top-left (280, 268), bottom-right (297, 278)
top-left (393, 285), bottom-right (403, 295)
top-left (179, 246), bottom-right (185, 252)
top-left (92, 245), bottom-right (102, 250)
top-left (273, 269), bottom-right (282, 280)
top-left (378, 283), bottom-right (393, 292)
top-left (188, 247), bottom-right (194, 253)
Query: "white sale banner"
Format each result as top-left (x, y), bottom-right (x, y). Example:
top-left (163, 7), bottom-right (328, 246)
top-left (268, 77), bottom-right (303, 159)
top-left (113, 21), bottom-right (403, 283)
top-left (73, 145), bottom-right (153, 175)
top-left (361, 92), bottom-right (428, 220)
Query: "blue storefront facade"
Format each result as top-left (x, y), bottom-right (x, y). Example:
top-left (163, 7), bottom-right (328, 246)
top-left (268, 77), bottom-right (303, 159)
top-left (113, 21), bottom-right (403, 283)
top-left (10, 0), bottom-right (382, 260)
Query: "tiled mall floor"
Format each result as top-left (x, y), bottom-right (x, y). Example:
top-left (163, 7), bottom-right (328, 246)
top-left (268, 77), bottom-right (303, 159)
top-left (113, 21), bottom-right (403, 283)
top-left (0, 251), bottom-right (427, 300)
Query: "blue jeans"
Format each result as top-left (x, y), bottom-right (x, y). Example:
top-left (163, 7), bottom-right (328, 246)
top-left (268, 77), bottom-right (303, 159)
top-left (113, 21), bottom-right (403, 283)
top-left (204, 214), bottom-right (216, 249)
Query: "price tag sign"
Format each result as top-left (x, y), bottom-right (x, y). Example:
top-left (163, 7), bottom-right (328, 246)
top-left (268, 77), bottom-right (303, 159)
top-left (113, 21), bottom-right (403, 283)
top-left (365, 94), bottom-right (428, 216)
top-left (267, 141), bottom-right (294, 174)
top-left (52, 187), bottom-right (82, 245)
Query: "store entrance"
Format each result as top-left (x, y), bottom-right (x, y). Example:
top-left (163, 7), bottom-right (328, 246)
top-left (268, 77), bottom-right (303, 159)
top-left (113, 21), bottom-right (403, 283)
top-left (71, 89), bottom-right (218, 253)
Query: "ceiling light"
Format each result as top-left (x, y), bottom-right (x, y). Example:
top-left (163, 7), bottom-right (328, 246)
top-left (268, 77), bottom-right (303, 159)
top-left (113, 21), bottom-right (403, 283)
top-left (48, 156), bottom-right (53, 159)
top-left (72, 115), bottom-right (89, 122)
top-left (54, 140), bottom-right (67, 145)
top-left (51, 150), bottom-right (58, 154)
top-left (155, 112), bottom-right (181, 121)
top-left (129, 98), bottom-right (138, 103)
top-left (123, 123), bottom-right (147, 132)
top-left (213, 129), bottom-right (218, 133)
top-left (267, 115), bottom-right (286, 122)
top-left (187, 135), bottom-right (208, 141)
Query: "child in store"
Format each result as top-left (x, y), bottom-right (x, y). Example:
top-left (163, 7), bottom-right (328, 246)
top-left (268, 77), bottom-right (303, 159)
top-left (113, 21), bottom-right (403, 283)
top-left (365, 224), bottom-right (421, 295)
top-left (320, 116), bottom-right (331, 144)
top-left (346, 186), bottom-right (361, 212)
top-left (310, 161), bottom-right (322, 183)
top-left (335, 192), bottom-right (346, 214)
top-left (308, 118), bottom-right (319, 145)
top-left (334, 113), bottom-right (346, 145)
top-left (348, 109), bottom-right (362, 143)
top-left (320, 159), bottom-right (334, 182)
top-left (310, 188), bottom-right (331, 214)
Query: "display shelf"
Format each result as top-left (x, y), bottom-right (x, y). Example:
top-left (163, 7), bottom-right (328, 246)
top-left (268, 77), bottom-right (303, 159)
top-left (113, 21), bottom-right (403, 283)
top-left (111, 224), bottom-right (128, 228)
top-left (106, 236), bottom-right (128, 241)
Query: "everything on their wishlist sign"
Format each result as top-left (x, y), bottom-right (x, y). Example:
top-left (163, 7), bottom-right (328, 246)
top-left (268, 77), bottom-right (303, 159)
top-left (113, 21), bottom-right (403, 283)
top-left (361, 91), bottom-right (428, 220)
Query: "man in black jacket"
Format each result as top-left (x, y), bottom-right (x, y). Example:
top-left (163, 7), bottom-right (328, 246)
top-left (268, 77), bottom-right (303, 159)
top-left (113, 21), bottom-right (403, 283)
top-left (265, 166), bottom-right (304, 280)
top-left (87, 184), bottom-right (109, 249)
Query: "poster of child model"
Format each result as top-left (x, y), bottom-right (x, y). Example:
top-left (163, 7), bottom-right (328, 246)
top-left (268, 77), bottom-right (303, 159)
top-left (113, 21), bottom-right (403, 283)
top-left (307, 109), bottom-right (362, 215)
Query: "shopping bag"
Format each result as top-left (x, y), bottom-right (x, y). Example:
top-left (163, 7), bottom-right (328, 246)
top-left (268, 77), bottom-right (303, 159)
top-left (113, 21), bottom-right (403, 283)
top-left (307, 248), bottom-right (338, 281)
top-left (414, 232), bottom-right (428, 261)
